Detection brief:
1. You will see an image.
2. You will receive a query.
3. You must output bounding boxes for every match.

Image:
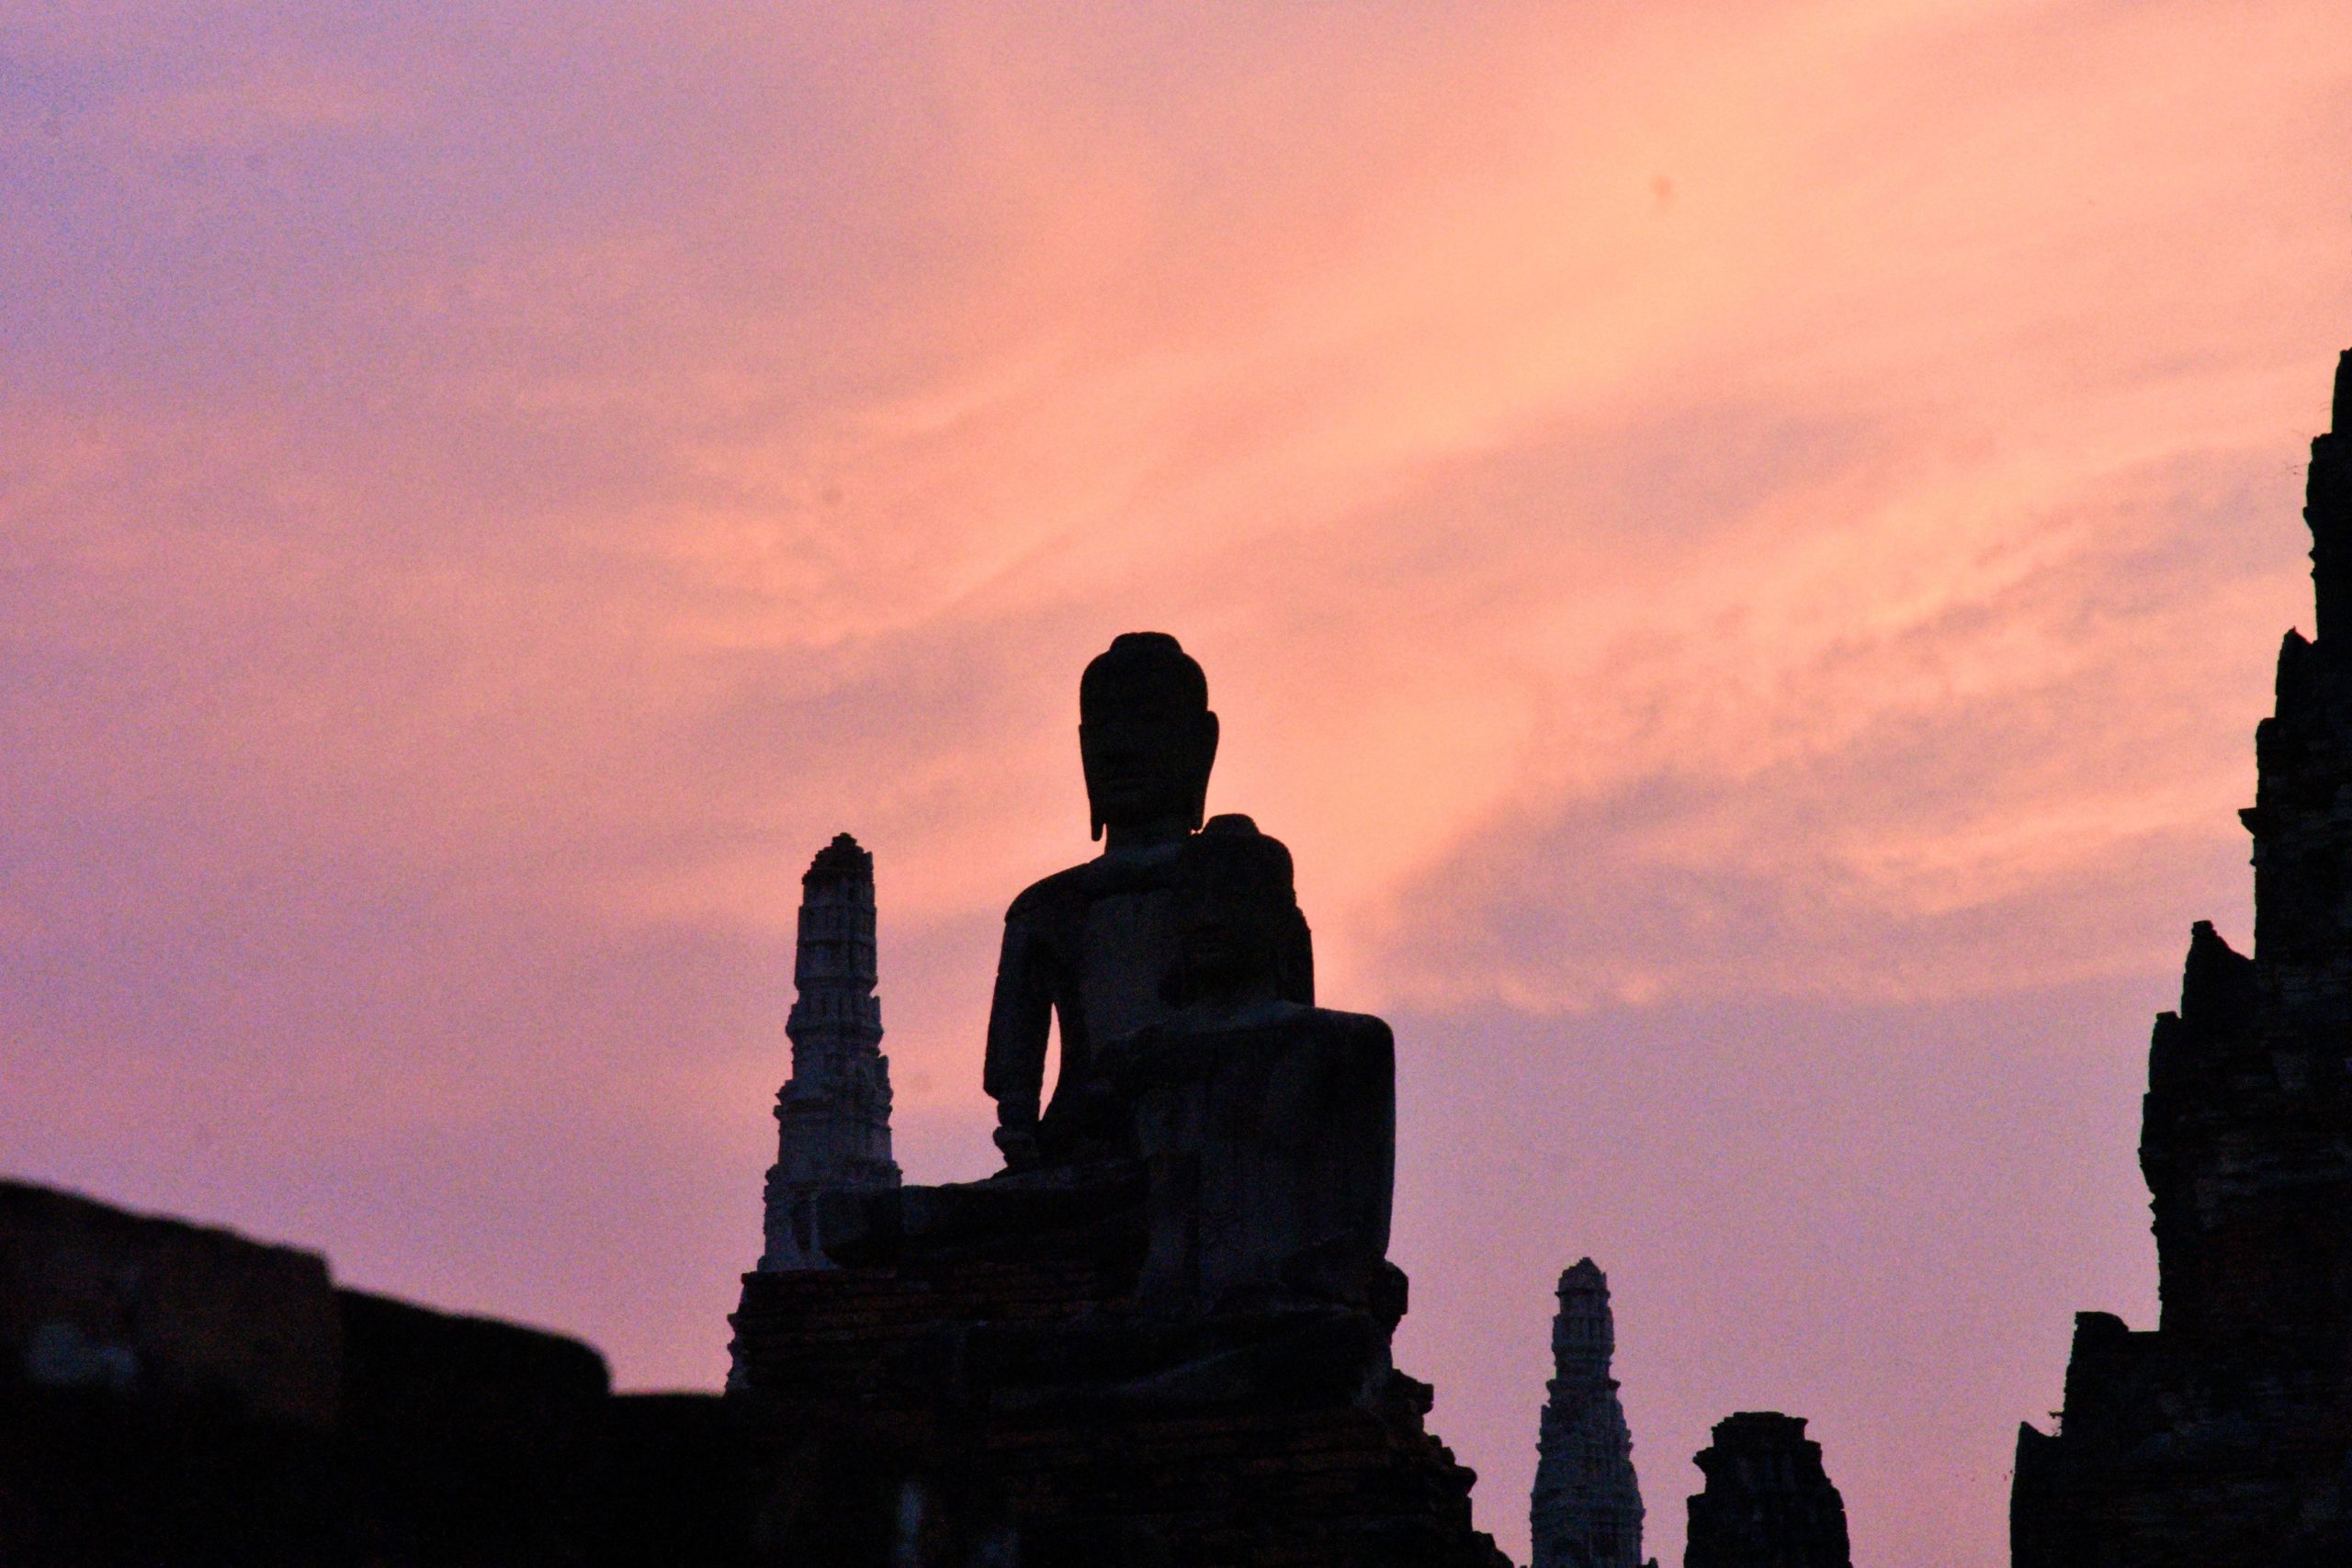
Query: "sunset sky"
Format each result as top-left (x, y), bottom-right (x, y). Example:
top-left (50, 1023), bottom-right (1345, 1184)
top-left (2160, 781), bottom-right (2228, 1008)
top-left (7, 5), bottom-right (2352, 1562)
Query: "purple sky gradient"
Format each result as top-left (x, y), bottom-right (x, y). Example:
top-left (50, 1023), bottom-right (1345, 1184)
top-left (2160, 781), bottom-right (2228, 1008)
top-left (7, 5), bottom-right (2352, 1562)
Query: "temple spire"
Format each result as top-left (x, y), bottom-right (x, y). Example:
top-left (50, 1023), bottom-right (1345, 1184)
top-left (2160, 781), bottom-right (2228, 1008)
top-left (2011, 349), bottom-right (2352, 1564)
top-left (1531, 1258), bottom-right (1646, 1568)
top-left (2304, 349), bottom-right (2352, 643)
top-left (755, 833), bottom-right (899, 1273)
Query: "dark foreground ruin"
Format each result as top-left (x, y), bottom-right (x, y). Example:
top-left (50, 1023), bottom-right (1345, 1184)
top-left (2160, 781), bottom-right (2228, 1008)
top-left (1683, 1413), bottom-right (1850, 1568)
top-left (0, 1179), bottom-right (748, 1565)
top-left (2012, 352), bottom-right (2352, 1566)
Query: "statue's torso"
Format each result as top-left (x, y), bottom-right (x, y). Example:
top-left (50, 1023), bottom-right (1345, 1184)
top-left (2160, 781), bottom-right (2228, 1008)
top-left (1074, 882), bottom-right (1180, 1078)
top-left (994, 844), bottom-right (1189, 1137)
top-left (989, 836), bottom-right (1316, 1168)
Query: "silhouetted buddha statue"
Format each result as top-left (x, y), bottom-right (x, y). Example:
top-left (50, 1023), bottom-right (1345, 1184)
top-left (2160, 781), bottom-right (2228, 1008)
top-left (1117, 817), bottom-right (1395, 1317)
top-left (984, 633), bottom-right (1312, 1172)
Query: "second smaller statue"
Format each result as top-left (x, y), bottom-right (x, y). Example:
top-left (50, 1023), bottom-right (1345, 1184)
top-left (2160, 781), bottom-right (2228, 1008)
top-left (1117, 815), bottom-right (1396, 1319)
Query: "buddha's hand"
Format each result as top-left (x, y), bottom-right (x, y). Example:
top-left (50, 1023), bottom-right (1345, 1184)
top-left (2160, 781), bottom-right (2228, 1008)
top-left (992, 1103), bottom-right (1042, 1170)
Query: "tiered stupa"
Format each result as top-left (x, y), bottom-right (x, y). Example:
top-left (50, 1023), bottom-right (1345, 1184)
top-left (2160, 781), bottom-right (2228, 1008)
top-left (1531, 1258), bottom-right (1646, 1568)
top-left (2012, 354), bottom-right (2352, 1563)
top-left (755, 834), bottom-right (899, 1273)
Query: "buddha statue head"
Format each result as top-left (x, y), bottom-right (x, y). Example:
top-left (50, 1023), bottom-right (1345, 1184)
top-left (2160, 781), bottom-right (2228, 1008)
top-left (1079, 632), bottom-right (1218, 847)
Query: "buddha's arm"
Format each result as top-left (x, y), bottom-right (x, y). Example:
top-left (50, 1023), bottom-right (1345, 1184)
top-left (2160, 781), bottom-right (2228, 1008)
top-left (982, 911), bottom-right (1053, 1136)
top-left (1283, 910), bottom-right (1316, 1005)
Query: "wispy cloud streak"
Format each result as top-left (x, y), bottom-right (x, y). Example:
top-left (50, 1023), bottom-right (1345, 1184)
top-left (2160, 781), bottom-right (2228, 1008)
top-left (6, 4), bottom-right (2350, 1562)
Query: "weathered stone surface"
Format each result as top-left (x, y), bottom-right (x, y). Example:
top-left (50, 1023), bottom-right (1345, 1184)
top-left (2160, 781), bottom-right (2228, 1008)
top-left (2013, 351), bottom-right (2352, 1567)
top-left (1124, 1001), bottom-right (1396, 1319)
top-left (1531, 1259), bottom-right (1645, 1568)
top-left (756, 832), bottom-right (899, 1275)
top-left (334, 1287), bottom-right (616, 1564)
top-left (598, 1392), bottom-right (756, 1568)
top-left (820, 1157), bottom-right (1149, 1269)
top-left (0, 1177), bottom-right (344, 1427)
top-left (1683, 1413), bottom-right (1851, 1568)
top-left (729, 1241), bottom-right (1503, 1567)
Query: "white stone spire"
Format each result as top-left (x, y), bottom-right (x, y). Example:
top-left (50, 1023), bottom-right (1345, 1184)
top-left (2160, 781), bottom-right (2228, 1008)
top-left (756, 833), bottom-right (900, 1272)
top-left (1531, 1258), bottom-right (1646, 1568)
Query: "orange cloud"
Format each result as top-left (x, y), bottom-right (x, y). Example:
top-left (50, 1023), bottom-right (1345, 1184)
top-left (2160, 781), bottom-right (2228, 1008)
top-left (6, 5), bottom-right (2352, 1562)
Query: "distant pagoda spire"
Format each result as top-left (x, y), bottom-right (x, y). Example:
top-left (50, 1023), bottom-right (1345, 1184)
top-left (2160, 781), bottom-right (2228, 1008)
top-left (2303, 349), bottom-right (2352, 645)
top-left (756, 833), bottom-right (900, 1273)
top-left (1531, 1258), bottom-right (1646, 1568)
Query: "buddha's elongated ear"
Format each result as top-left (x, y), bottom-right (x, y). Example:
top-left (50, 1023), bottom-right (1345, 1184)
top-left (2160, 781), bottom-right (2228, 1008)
top-left (1187, 710), bottom-right (1221, 830)
top-left (1088, 723), bottom-right (1104, 841)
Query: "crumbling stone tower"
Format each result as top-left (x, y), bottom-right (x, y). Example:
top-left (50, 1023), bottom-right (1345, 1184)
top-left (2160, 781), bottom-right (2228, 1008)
top-left (2158, 345), bottom-right (2352, 1368)
top-left (2011, 354), bottom-right (2352, 1564)
top-left (756, 833), bottom-right (899, 1273)
top-left (1682, 1413), bottom-right (1851, 1568)
top-left (1531, 1258), bottom-right (1645, 1568)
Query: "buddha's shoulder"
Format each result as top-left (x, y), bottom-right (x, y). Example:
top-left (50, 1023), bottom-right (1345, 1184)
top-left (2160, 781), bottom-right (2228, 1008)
top-left (1003, 862), bottom-right (1099, 922)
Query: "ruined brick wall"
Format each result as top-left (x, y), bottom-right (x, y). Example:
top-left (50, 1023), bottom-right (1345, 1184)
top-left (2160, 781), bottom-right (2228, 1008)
top-left (0, 1179), bottom-right (741, 1567)
top-left (0, 1178), bottom-right (344, 1427)
top-left (2012, 353), bottom-right (2352, 1565)
top-left (1683, 1413), bottom-right (1850, 1568)
top-left (729, 1236), bottom-right (1510, 1568)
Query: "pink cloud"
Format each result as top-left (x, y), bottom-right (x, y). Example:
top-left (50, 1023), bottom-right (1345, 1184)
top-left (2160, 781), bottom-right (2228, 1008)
top-left (7, 4), bottom-right (2352, 1562)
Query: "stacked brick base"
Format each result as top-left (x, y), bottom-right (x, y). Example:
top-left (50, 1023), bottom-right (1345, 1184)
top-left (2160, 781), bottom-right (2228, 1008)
top-left (729, 1219), bottom-right (1509, 1567)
